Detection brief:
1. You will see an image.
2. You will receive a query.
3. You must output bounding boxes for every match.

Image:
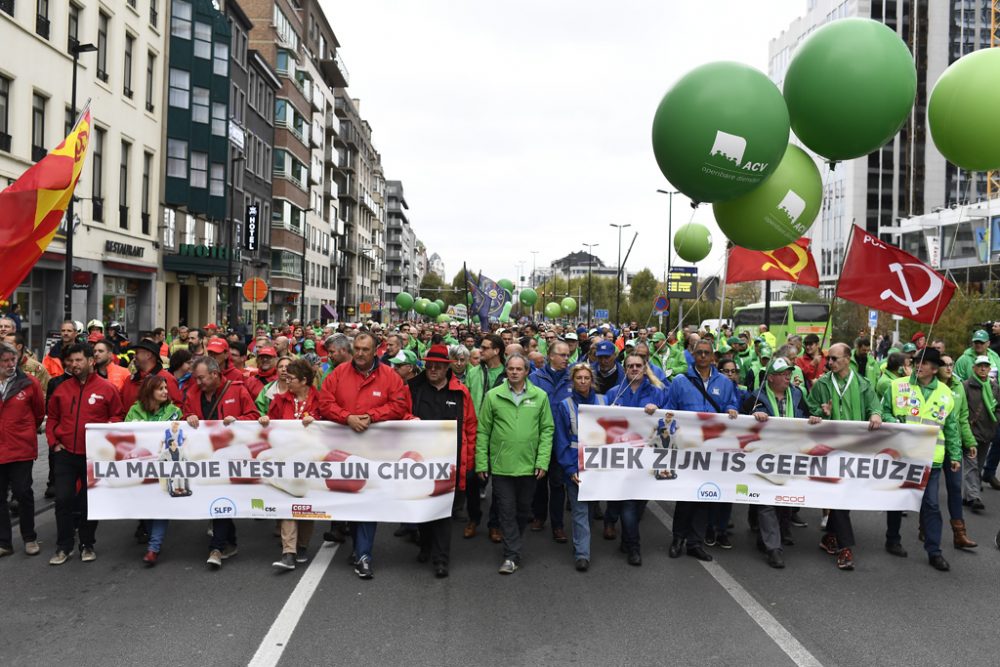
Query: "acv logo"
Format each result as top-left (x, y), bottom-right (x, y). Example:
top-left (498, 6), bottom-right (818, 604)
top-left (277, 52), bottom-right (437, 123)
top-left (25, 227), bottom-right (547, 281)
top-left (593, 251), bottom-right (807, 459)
top-left (776, 190), bottom-right (807, 224)
top-left (735, 484), bottom-right (760, 499)
top-left (210, 497), bottom-right (237, 518)
top-left (698, 482), bottom-right (721, 500)
top-left (709, 131), bottom-right (746, 165)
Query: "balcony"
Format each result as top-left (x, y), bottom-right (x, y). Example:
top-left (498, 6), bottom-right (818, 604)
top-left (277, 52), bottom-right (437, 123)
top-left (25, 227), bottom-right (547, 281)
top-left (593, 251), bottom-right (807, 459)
top-left (150, 6), bottom-right (158, 26)
top-left (124, 87), bottom-right (133, 99)
top-left (97, 69), bottom-right (109, 83)
top-left (0, 132), bottom-right (10, 152)
top-left (36, 15), bottom-right (50, 40)
top-left (325, 108), bottom-right (340, 137)
top-left (342, 237), bottom-right (359, 254)
top-left (1, 0), bottom-right (12, 17)
top-left (141, 212), bottom-right (150, 235)
top-left (324, 178), bottom-right (339, 199)
top-left (119, 205), bottom-right (129, 229)
top-left (93, 197), bottom-right (104, 222)
top-left (31, 145), bottom-right (46, 162)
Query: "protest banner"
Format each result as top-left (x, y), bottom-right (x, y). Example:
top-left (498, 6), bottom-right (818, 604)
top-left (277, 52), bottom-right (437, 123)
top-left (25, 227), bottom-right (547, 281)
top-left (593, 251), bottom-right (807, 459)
top-left (577, 405), bottom-right (938, 511)
top-left (85, 420), bottom-right (457, 521)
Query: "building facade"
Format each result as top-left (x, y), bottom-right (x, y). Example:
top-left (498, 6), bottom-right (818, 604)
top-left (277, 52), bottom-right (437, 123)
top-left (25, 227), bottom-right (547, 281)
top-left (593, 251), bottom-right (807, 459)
top-left (385, 179), bottom-right (420, 310)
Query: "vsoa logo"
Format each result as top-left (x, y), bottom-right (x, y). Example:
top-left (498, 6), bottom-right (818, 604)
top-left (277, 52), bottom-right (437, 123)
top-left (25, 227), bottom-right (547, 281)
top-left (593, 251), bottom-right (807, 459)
top-left (697, 483), bottom-right (721, 501)
top-left (210, 497), bottom-right (237, 518)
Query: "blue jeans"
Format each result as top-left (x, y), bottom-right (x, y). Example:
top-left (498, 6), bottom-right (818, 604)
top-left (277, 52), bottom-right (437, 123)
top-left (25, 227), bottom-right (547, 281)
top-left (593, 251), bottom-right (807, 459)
top-left (886, 467), bottom-right (943, 555)
top-left (709, 502), bottom-right (733, 534)
top-left (353, 521), bottom-right (377, 560)
top-left (620, 500), bottom-right (647, 553)
top-left (148, 519), bottom-right (168, 553)
top-left (565, 480), bottom-right (591, 560)
top-left (209, 519), bottom-right (236, 551)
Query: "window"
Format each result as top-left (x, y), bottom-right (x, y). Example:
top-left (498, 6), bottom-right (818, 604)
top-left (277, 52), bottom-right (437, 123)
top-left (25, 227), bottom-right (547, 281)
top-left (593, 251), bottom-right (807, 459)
top-left (145, 52), bottom-right (156, 112)
top-left (141, 152), bottom-right (152, 234)
top-left (31, 94), bottom-right (46, 161)
top-left (213, 42), bottom-right (228, 77)
top-left (273, 6), bottom-right (299, 51)
top-left (67, 3), bottom-right (79, 53)
top-left (190, 151), bottom-right (207, 188)
top-left (65, 106), bottom-right (75, 137)
top-left (162, 208), bottom-right (175, 247)
top-left (274, 99), bottom-right (286, 124)
top-left (263, 146), bottom-right (271, 182)
top-left (191, 86), bottom-right (209, 123)
top-left (171, 0), bottom-right (191, 39)
top-left (166, 138), bottom-right (187, 178)
top-left (193, 22), bottom-right (211, 59)
top-left (210, 163), bottom-right (224, 196)
top-left (184, 214), bottom-right (196, 244)
top-left (168, 69), bottom-right (189, 108)
top-left (150, 0), bottom-right (158, 27)
top-left (97, 13), bottom-right (109, 82)
top-left (123, 35), bottom-right (134, 98)
top-left (275, 50), bottom-right (291, 75)
top-left (36, 0), bottom-right (50, 40)
top-left (92, 128), bottom-right (105, 220)
top-left (119, 141), bottom-right (130, 229)
top-left (211, 102), bottom-right (226, 136)
top-left (0, 77), bottom-right (9, 151)
top-left (232, 25), bottom-right (247, 68)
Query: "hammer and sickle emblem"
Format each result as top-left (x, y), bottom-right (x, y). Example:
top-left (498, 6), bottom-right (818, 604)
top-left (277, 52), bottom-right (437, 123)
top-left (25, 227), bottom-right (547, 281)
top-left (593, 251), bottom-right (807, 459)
top-left (760, 243), bottom-right (808, 280)
top-left (879, 262), bottom-right (943, 315)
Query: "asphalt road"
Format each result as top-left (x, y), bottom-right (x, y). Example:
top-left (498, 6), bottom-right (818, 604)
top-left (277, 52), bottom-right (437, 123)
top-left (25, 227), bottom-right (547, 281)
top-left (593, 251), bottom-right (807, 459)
top-left (3, 437), bottom-right (998, 667)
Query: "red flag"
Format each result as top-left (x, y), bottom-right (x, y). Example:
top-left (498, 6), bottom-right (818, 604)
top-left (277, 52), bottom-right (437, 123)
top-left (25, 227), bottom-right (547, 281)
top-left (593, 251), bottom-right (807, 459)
top-left (836, 225), bottom-right (955, 324)
top-left (0, 107), bottom-right (92, 298)
top-left (726, 237), bottom-right (819, 287)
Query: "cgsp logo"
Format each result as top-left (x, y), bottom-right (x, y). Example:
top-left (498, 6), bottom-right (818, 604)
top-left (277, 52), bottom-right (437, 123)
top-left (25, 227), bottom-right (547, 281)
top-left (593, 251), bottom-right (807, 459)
top-left (209, 497), bottom-right (237, 518)
top-left (697, 482), bottom-right (721, 501)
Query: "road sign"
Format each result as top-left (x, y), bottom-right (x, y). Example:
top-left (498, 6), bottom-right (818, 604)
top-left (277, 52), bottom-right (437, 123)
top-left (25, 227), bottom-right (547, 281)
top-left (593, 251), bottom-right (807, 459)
top-left (242, 278), bottom-right (268, 302)
top-left (595, 309), bottom-right (609, 320)
top-left (667, 267), bottom-right (698, 298)
top-left (653, 295), bottom-right (670, 314)
top-left (868, 309), bottom-right (878, 329)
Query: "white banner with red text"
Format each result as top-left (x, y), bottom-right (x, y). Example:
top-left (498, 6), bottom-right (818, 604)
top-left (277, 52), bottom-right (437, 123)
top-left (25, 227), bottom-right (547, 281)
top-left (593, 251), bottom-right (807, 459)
top-left (85, 420), bottom-right (458, 521)
top-left (577, 405), bottom-right (938, 511)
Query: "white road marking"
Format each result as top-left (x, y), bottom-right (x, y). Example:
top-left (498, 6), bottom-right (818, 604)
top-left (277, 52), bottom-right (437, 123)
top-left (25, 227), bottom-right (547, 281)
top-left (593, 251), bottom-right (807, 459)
top-left (247, 542), bottom-right (340, 667)
top-left (646, 502), bottom-right (823, 667)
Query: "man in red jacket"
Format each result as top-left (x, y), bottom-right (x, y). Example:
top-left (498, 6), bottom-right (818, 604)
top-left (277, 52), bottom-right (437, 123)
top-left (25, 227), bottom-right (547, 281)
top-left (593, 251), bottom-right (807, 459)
top-left (183, 356), bottom-right (260, 569)
top-left (121, 340), bottom-right (183, 410)
top-left (319, 331), bottom-right (410, 579)
top-left (46, 343), bottom-right (124, 565)
top-left (0, 342), bottom-right (45, 557)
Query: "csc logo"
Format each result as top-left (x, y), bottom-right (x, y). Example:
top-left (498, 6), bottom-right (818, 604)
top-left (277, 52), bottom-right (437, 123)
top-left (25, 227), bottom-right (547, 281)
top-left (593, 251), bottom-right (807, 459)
top-left (697, 483), bottom-right (721, 500)
top-left (210, 497), bottom-right (237, 518)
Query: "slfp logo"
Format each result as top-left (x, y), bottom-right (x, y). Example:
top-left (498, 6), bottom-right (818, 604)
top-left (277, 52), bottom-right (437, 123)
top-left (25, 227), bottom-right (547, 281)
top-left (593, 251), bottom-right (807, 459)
top-left (210, 497), bottom-right (237, 518)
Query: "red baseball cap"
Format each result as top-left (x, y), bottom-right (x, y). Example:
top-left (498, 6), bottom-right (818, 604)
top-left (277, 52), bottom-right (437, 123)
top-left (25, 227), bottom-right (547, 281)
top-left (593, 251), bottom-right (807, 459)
top-left (206, 339), bottom-right (229, 354)
top-left (257, 346), bottom-right (277, 357)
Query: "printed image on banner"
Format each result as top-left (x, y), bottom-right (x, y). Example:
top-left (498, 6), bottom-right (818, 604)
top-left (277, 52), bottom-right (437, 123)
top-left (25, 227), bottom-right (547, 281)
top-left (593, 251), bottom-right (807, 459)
top-left (86, 420), bottom-right (457, 522)
top-left (577, 405), bottom-right (937, 511)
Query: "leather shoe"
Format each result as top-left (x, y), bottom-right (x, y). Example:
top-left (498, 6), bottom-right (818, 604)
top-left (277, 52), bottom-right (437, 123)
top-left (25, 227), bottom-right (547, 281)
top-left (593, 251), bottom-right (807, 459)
top-left (575, 558), bottom-right (589, 572)
top-left (687, 546), bottom-right (713, 562)
top-left (985, 474), bottom-right (1000, 491)
top-left (529, 518), bottom-right (545, 531)
top-left (489, 527), bottom-right (502, 543)
top-left (766, 549), bottom-right (785, 569)
top-left (552, 527), bottom-right (568, 543)
top-left (602, 524), bottom-right (616, 540)
top-left (434, 563), bottom-right (449, 578)
top-left (970, 498), bottom-right (985, 512)
top-left (463, 522), bottom-right (477, 539)
top-left (627, 551), bottom-right (642, 566)
top-left (416, 550), bottom-right (429, 563)
top-left (885, 542), bottom-right (908, 558)
top-left (929, 554), bottom-right (950, 571)
top-left (668, 537), bottom-right (685, 558)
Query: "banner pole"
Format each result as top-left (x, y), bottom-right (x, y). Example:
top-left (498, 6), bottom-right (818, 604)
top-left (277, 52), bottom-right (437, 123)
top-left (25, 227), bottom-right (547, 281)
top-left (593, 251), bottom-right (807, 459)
top-left (717, 244), bottom-right (730, 329)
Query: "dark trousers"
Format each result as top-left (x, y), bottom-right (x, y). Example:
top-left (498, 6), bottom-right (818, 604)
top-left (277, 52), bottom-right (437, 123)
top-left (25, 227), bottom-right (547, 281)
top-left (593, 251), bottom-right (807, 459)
top-left (492, 475), bottom-right (536, 563)
top-left (0, 460), bottom-right (35, 547)
top-left (418, 517), bottom-right (451, 566)
top-left (465, 472), bottom-right (498, 528)
top-left (709, 502), bottom-right (733, 533)
top-left (53, 450), bottom-right (97, 552)
top-left (826, 509), bottom-right (855, 548)
top-left (942, 454), bottom-right (963, 521)
top-left (984, 425), bottom-right (1000, 478)
top-left (620, 499), bottom-right (647, 553)
top-left (531, 459), bottom-right (565, 529)
top-left (209, 519), bottom-right (237, 551)
top-left (673, 501), bottom-right (708, 548)
top-left (603, 501), bottom-right (621, 526)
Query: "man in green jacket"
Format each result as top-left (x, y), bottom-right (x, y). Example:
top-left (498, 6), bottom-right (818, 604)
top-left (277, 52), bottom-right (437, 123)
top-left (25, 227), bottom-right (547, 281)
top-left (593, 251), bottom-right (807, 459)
top-left (476, 352), bottom-right (553, 575)
top-left (954, 329), bottom-right (1000, 381)
top-left (850, 337), bottom-right (880, 388)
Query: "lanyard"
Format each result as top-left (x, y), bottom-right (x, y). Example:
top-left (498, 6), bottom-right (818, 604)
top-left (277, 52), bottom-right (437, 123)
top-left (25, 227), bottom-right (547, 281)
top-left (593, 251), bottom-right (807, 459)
top-left (830, 370), bottom-right (854, 401)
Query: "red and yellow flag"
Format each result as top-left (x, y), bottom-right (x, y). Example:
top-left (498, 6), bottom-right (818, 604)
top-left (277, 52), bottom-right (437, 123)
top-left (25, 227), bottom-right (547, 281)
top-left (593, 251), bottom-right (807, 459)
top-left (0, 107), bottom-right (92, 298)
top-left (725, 237), bottom-right (820, 287)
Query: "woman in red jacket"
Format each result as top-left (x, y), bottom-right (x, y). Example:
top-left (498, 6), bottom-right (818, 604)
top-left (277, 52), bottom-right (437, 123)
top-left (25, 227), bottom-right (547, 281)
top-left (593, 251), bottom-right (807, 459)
top-left (261, 358), bottom-right (320, 571)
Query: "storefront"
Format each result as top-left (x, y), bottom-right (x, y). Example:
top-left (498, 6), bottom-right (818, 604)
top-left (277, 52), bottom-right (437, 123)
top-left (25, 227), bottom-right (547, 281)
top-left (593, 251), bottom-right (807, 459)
top-left (162, 243), bottom-right (234, 328)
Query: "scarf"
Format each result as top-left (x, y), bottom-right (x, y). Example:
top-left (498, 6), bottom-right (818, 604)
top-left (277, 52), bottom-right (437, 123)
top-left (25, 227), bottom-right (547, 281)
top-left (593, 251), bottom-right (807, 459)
top-left (973, 375), bottom-right (998, 422)
top-left (829, 370), bottom-right (862, 421)
top-left (765, 384), bottom-right (794, 418)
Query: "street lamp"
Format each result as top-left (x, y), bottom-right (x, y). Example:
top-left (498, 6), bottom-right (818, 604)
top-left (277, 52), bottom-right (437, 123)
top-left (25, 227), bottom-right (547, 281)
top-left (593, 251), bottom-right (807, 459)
top-left (609, 223), bottom-right (631, 325)
top-left (582, 242), bottom-right (599, 326)
top-left (64, 41), bottom-right (98, 321)
top-left (656, 189), bottom-right (679, 330)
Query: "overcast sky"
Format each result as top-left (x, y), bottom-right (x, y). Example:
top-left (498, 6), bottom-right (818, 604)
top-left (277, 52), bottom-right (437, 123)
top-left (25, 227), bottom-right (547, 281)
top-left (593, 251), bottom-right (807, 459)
top-left (324, 0), bottom-right (807, 285)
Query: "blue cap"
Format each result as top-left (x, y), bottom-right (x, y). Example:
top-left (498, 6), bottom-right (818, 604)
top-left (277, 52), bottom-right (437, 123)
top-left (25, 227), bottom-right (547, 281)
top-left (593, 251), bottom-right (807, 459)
top-left (576, 326), bottom-right (587, 335)
top-left (595, 340), bottom-right (616, 357)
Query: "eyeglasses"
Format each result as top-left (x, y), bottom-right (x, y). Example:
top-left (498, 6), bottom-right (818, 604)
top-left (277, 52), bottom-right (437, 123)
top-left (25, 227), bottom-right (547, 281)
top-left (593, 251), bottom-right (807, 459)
top-left (941, 363), bottom-right (954, 368)
top-left (625, 363), bottom-right (645, 369)
top-left (694, 350), bottom-right (713, 356)
top-left (827, 355), bottom-right (842, 362)
top-left (720, 368), bottom-right (737, 374)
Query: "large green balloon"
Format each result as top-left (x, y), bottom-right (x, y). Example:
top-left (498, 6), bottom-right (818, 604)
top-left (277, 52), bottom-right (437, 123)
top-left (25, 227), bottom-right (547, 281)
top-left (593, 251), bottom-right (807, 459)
top-left (424, 302), bottom-right (441, 318)
top-left (414, 298), bottom-right (429, 315)
top-left (434, 299), bottom-right (445, 312)
top-left (561, 297), bottom-right (578, 315)
top-left (519, 287), bottom-right (538, 306)
top-left (497, 278), bottom-right (514, 292)
top-left (651, 61), bottom-right (790, 203)
top-left (673, 223), bottom-right (713, 263)
top-left (395, 292), bottom-right (414, 310)
top-left (712, 144), bottom-right (822, 251)
top-left (544, 302), bottom-right (562, 319)
top-left (436, 314), bottom-right (451, 323)
top-left (929, 48), bottom-right (1000, 171)
top-left (783, 18), bottom-right (916, 161)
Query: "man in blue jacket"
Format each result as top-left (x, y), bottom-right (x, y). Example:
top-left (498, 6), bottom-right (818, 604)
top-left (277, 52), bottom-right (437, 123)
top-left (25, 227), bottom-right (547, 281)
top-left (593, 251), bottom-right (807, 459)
top-left (528, 340), bottom-right (573, 541)
top-left (665, 339), bottom-right (739, 561)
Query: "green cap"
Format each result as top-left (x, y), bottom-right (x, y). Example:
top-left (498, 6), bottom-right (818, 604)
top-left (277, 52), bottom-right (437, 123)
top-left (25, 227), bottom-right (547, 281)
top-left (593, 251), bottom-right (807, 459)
top-left (972, 329), bottom-right (990, 343)
top-left (727, 336), bottom-right (741, 346)
top-left (389, 350), bottom-right (418, 366)
top-left (651, 332), bottom-right (666, 342)
top-left (717, 344), bottom-right (732, 354)
top-left (901, 343), bottom-right (917, 353)
top-left (303, 339), bottom-right (316, 350)
top-left (767, 357), bottom-right (792, 374)
top-left (759, 345), bottom-right (773, 359)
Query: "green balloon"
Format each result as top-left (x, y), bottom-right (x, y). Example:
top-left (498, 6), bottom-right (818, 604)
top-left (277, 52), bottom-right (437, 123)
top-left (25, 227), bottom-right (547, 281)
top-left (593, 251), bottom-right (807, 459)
top-left (414, 298), bottom-right (429, 315)
top-left (436, 314), bottom-right (451, 323)
top-left (560, 297), bottom-right (578, 315)
top-left (434, 299), bottom-right (445, 312)
top-left (498, 279), bottom-right (515, 292)
top-left (783, 18), bottom-right (916, 161)
top-left (929, 48), bottom-right (1000, 171)
top-left (673, 223), bottom-right (713, 263)
top-left (544, 302), bottom-right (562, 319)
top-left (652, 61), bottom-right (789, 203)
top-left (395, 292), bottom-right (414, 310)
top-left (466, 293), bottom-right (474, 305)
top-left (424, 302), bottom-right (441, 318)
top-left (519, 287), bottom-right (538, 306)
top-left (712, 144), bottom-right (822, 251)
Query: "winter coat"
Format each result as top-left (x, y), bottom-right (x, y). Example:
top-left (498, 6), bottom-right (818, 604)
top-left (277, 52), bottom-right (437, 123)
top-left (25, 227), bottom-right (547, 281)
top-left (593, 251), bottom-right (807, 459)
top-left (666, 367), bottom-right (740, 413)
top-left (553, 390), bottom-right (607, 478)
top-left (407, 371), bottom-right (477, 492)
top-left (318, 358), bottom-right (410, 424)
top-left (182, 380), bottom-right (260, 421)
top-left (475, 379), bottom-right (553, 477)
top-left (0, 370), bottom-right (45, 463)
top-left (46, 372), bottom-right (124, 455)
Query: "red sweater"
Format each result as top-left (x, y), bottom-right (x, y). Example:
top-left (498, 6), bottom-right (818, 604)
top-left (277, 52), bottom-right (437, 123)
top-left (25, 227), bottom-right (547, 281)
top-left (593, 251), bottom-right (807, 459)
top-left (46, 373), bottom-right (125, 455)
top-left (182, 380), bottom-right (260, 421)
top-left (0, 371), bottom-right (45, 464)
top-left (267, 387), bottom-right (321, 420)
top-left (318, 359), bottom-right (410, 424)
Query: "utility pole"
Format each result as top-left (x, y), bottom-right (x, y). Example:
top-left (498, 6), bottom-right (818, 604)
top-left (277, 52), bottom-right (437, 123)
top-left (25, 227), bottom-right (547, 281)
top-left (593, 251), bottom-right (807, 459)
top-left (610, 223), bottom-right (631, 325)
top-left (656, 189), bottom-right (679, 332)
top-left (583, 242), bottom-right (599, 327)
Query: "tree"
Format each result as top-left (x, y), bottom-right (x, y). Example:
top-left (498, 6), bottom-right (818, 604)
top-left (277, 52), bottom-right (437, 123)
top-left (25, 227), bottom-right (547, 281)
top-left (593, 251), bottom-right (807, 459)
top-left (419, 272), bottom-right (446, 301)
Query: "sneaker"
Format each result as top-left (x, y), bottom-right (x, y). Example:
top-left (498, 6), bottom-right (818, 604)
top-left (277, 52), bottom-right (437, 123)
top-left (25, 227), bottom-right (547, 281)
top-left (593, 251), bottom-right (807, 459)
top-left (836, 547), bottom-right (854, 570)
top-left (970, 498), bottom-right (985, 513)
top-left (767, 549), bottom-right (785, 569)
top-left (354, 555), bottom-right (373, 579)
top-left (44, 485), bottom-right (55, 499)
top-left (627, 551), bottom-right (642, 566)
top-left (819, 533), bottom-right (839, 555)
top-left (322, 526), bottom-right (347, 543)
top-left (716, 533), bottom-right (733, 549)
top-left (789, 512), bottom-right (808, 528)
top-left (220, 544), bottom-right (238, 560)
top-left (206, 549), bottom-right (223, 568)
top-left (346, 552), bottom-right (358, 567)
top-left (295, 546), bottom-right (309, 563)
top-left (273, 553), bottom-right (296, 570)
top-left (0, 546), bottom-right (13, 557)
top-left (49, 550), bottom-right (72, 566)
top-left (434, 563), bottom-right (449, 578)
top-left (24, 541), bottom-right (40, 556)
top-left (885, 542), bottom-right (908, 558)
top-left (575, 558), bottom-right (590, 572)
top-left (143, 550), bottom-right (158, 565)
top-left (80, 547), bottom-right (96, 563)
top-left (704, 526), bottom-right (717, 547)
top-left (498, 559), bottom-right (518, 574)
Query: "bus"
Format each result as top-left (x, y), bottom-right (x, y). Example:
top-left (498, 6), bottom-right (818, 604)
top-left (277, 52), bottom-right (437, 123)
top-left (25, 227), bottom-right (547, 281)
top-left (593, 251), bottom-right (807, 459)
top-left (732, 301), bottom-right (829, 345)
